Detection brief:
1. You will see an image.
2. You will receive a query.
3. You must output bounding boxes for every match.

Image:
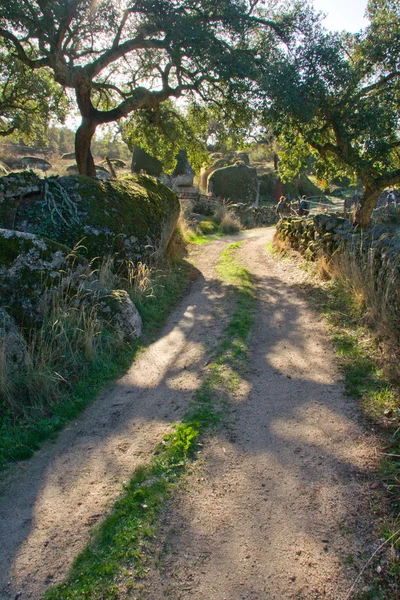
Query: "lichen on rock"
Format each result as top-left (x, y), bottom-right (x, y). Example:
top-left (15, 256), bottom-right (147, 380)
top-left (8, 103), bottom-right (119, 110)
top-left (0, 172), bottom-right (180, 267)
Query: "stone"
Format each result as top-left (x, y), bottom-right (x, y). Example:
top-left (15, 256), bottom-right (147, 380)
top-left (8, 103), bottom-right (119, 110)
top-left (0, 173), bottom-right (180, 268)
top-left (0, 228), bottom-right (84, 328)
top-left (20, 156), bottom-right (52, 172)
top-left (131, 146), bottom-right (163, 177)
top-left (0, 228), bottom-right (143, 341)
top-left (96, 289), bottom-right (142, 342)
top-left (207, 163), bottom-right (259, 204)
top-left (0, 171), bottom-right (41, 205)
top-left (171, 149), bottom-right (195, 191)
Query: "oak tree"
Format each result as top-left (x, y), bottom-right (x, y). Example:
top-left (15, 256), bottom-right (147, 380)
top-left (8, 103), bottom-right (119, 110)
top-left (259, 0), bottom-right (400, 228)
top-left (0, 0), bottom-right (291, 176)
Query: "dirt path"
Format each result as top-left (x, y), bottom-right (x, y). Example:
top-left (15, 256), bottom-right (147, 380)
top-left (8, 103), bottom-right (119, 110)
top-left (0, 228), bottom-right (379, 600)
top-left (137, 231), bottom-right (379, 600)
top-left (0, 237), bottom-right (244, 600)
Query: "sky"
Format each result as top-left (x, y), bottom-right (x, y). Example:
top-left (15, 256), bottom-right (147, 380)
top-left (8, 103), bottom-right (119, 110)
top-left (312, 0), bottom-right (369, 32)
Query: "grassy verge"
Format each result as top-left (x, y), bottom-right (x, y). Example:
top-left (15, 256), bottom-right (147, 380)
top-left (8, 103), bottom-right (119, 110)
top-left (269, 240), bottom-right (400, 599)
top-left (183, 229), bottom-right (225, 245)
top-left (46, 243), bottom-right (255, 600)
top-left (0, 261), bottom-right (191, 472)
top-left (314, 284), bottom-right (400, 599)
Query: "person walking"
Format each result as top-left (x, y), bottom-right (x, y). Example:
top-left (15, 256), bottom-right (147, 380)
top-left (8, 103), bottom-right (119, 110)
top-left (299, 195), bottom-right (310, 217)
top-left (276, 195), bottom-right (287, 219)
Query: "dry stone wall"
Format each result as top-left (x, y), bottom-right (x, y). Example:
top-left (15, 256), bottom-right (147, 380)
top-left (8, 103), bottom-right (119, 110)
top-left (276, 214), bottom-right (400, 337)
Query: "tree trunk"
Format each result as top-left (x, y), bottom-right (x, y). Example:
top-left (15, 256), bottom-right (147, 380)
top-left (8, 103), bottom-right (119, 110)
top-left (353, 188), bottom-right (381, 229)
top-left (75, 118), bottom-right (97, 177)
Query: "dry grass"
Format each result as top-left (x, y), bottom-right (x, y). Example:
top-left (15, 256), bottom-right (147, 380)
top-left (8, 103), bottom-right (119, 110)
top-left (315, 254), bottom-right (332, 281)
top-left (1, 257), bottom-right (130, 417)
top-left (214, 201), bottom-right (241, 233)
top-left (124, 261), bottom-right (155, 302)
top-left (272, 231), bottom-right (293, 255)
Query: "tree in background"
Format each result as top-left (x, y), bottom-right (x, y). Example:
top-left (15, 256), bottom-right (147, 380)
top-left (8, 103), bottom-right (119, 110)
top-left (121, 97), bottom-right (256, 173)
top-left (259, 0), bottom-right (400, 228)
top-left (0, 0), bottom-right (301, 177)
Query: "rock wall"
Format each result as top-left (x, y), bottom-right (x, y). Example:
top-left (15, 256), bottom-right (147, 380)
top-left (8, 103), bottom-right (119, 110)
top-left (230, 203), bottom-right (279, 228)
top-left (276, 214), bottom-right (400, 335)
top-left (188, 196), bottom-right (278, 228)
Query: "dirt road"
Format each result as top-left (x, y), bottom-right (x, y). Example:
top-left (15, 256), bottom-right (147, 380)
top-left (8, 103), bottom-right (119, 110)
top-left (0, 228), bottom-right (378, 599)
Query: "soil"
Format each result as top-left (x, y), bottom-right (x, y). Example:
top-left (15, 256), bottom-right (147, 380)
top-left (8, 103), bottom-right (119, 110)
top-left (0, 228), bottom-right (381, 600)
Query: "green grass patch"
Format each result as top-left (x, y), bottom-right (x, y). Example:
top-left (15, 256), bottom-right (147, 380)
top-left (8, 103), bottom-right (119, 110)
top-left (183, 229), bottom-right (225, 245)
top-left (46, 242), bottom-right (255, 600)
top-left (0, 261), bottom-right (192, 473)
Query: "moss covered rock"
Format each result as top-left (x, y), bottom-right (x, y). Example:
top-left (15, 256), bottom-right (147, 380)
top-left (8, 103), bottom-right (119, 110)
top-left (0, 229), bottom-right (79, 328)
top-left (131, 146), bottom-right (163, 177)
top-left (0, 173), bottom-right (180, 267)
top-left (208, 163), bottom-right (259, 204)
top-left (0, 228), bottom-right (143, 341)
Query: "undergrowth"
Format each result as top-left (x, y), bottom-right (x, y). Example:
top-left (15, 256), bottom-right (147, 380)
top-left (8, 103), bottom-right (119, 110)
top-left (0, 259), bottom-right (192, 472)
top-left (178, 198), bottom-right (241, 246)
top-left (45, 242), bottom-right (255, 600)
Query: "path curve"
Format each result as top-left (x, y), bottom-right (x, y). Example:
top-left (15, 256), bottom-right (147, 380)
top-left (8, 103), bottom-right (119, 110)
top-left (0, 228), bottom-right (379, 600)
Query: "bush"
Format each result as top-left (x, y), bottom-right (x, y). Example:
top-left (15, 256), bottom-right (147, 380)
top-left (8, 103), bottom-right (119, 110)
top-left (198, 220), bottom-right (217, 234)
top-left (220, 212), bottom-right (241, 234)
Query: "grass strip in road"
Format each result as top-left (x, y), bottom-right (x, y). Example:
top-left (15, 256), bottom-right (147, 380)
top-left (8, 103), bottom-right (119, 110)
top-left (46, 242), bottom-right (255, 600)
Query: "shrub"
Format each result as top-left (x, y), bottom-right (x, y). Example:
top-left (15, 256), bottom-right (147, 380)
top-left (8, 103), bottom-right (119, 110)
top-left (198, 220), bottom-right (217, 234)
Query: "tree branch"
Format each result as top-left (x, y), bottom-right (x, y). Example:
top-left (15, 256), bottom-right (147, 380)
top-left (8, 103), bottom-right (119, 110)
top-left (0, 29), bottom-right (49, 69)
top-left (87, 36), bottom-right (165, 79)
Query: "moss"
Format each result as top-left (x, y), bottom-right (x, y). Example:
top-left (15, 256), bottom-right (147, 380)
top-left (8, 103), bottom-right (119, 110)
top-left (208, 164), bottom-right (258, 203)
top-left (0, 230), bottom-right (83, 329)
top-left (0, 173), bottom-right (180, 266)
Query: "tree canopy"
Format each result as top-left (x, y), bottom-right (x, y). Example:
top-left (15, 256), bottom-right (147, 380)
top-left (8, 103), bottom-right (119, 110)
top-left (0, 0), bottom-right (299, 176)
top-left (0, 41), bottom-right (67, 142)
top-left (259, 0), bottom-right (400, 228)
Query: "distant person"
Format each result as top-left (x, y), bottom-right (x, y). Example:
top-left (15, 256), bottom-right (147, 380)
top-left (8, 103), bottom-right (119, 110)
top-left (386, 188), bottom-right (396, 206)
top-left (276, 196), bottom-right (287, 219)
top-left (299, 195), bottom-right (310, 216)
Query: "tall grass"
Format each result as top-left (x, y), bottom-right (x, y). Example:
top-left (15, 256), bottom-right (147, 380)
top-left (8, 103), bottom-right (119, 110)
top-left (327, 243), bottom-right (400, 362)
top-left (0, 254), bottom-right (192, 469)
top-left (213, 200), bottom-right (241, 233)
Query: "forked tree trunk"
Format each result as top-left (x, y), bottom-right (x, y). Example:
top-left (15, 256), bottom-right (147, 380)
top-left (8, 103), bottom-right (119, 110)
top-left (353, 188), bottom-right (381, 230)
top-left (75, 118), bottom-right (97, 177)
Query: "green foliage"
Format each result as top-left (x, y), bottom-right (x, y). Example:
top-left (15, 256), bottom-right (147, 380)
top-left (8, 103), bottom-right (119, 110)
top-left (0, 42), bottom-right (67, 142)
top-left (259, 2), bottom-right (400, 226)
top-left (122, 101), bottom-right (208, 173)
top-left (0, 0), bottom-right (294, 173)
